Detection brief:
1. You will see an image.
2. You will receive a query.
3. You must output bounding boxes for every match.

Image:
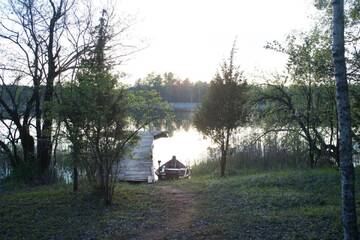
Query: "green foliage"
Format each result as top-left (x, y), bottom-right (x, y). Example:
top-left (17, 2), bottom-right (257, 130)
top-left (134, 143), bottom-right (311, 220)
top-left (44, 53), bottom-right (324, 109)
top-left (286, 30), bottom-right (332, 81)
top-left (4, 161), bottom-right (40, 184)
top-left (266, 28), bottom-right (333, 82)
top-left (311, 0), bottom-right (360, 83)
top-left (263, 0), bottom-right (360, 165)
top-left (127, 88), bottom-right (174, 128)
top-left (194, 43), bottom-right (248, 176)
top-left (135, 72), bottom-right (209, 103)
top-left (314, 0), bottom-right (330, 10)
top-left (351, 85), bottom-right (360, 146)
top-left (194, 48), bottom-right (247, 146)
top-left (191, 141), bottom-right (311, 177)
top-left (55, 11), bottom-right (132, 205)
top-left (55, 11), bottom-right (172, 204)
top-left (261, 28), bottom-right (339, 167)
top-left (348, 0), bottom-right (360, 21)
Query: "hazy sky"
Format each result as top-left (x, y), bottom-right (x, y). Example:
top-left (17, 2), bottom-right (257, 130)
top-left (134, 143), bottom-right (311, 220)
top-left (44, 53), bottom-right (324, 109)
top-left (113, 0), bottom-right (317, 83)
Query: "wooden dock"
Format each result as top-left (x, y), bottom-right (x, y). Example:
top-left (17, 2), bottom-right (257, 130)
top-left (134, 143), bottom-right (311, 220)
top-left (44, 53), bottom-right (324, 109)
top-left (118, 131), bottom-right (165, 182)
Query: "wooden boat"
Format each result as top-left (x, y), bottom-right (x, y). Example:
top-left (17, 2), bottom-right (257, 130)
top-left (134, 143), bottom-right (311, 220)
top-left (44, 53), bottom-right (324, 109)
top-left (155, 156), bottom-right (191, 180)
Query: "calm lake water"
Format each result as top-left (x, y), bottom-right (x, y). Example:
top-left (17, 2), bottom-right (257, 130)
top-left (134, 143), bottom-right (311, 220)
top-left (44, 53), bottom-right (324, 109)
top-left (153, 126), bottom-right (212, 167)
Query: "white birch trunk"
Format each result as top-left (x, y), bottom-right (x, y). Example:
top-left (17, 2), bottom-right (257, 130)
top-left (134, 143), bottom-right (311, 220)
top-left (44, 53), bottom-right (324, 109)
top-left (332, 0), bottom-right (359, 239)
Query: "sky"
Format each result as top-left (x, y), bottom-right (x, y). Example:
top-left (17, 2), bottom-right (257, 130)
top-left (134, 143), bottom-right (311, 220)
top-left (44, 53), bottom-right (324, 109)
top-left (111, 0), bottom-right (318, 84)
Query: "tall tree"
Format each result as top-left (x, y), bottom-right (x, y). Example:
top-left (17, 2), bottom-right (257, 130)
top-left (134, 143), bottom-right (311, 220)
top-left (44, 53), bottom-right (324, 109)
top-left (0, 0), bottom-right (93, 180)
top-left (56, 10), bottom-right (171, 203)
top-left (263, 31), bottom-right (338, 167)
top-left (194, 43), bottom-right (248, 177)
top-left (332, 0), bottom-right (359, 238)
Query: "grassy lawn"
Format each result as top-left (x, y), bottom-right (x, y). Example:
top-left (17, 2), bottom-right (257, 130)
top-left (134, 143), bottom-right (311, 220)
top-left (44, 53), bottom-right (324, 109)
top-left (0, 183), bottom-right (166, 239)
top-left (168, 168), bottom-right (353, 239)
top-left (1, 168), bottom-right (359, 239)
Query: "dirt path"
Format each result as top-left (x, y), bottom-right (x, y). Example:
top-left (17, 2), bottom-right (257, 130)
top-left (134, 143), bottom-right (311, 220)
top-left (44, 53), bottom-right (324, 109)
top-left (134, 185), bottom-right (198, 240)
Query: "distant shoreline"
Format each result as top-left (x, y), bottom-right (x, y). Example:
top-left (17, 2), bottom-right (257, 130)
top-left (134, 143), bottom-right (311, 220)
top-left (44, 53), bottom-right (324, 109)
top-left (169, 102), bottom-right (199, 111)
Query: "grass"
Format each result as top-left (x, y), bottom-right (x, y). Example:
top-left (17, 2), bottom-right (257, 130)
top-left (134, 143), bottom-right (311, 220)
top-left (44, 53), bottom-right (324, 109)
top-left (167, 168), bottom-right (350, 239)
top-left (0, 183), bottom-right (166, 239)
top-left (1, 168), bottom-right (359, 239)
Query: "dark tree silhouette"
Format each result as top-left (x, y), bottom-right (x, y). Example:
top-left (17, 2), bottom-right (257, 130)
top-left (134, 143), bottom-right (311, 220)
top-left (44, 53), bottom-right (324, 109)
top-left (194, 43), bottom-right (248, 177)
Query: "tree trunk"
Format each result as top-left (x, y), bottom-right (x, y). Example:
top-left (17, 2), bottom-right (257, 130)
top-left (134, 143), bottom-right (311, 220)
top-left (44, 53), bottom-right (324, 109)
top-left (220, 152), bottom-right (227, 177)
top-left (35, 79), bottom-right (42, 164)
top-left (38, 124), bottom-right (53, 175)
top-left (336, 118), bottom-right (341, 167)
top-left (38, 74), bottom-right (54, 176)
top-left (104, 169), bottom-right (112, 206)
top-left (72, 145), bottom-right (80, 192)
top-left (332, 0), bottom-right (359, 239)
top-left (73, 167), bottom-right (79, 192)
top-left (38, 8), bottom-right (60, 177)
top-left (20, 128), bottom-right (35, 164)
top-left (309, 141), bottom-right (315, 168)
top-left (220, 129), bottom-right (231, 177)
top-left (220, 141), bottom-right (226, 177)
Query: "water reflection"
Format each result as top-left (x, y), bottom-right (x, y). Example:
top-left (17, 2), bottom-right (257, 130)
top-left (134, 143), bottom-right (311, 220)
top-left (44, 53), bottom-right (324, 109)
top-left (152, 108), bottom-right (214, 167)
top-left (153, 126), bottom-right (211, 167)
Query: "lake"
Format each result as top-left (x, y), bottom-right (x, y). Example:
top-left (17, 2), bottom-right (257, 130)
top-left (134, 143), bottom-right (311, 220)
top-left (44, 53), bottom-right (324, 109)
top-left (152, 103), bottom-right (216, 167)
top-left (153, 126), bottom-right (212, 167)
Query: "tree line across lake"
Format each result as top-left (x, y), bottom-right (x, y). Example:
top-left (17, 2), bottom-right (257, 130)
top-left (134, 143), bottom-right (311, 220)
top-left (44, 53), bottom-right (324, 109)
top-left (134, 72), bottom-right (209, 103)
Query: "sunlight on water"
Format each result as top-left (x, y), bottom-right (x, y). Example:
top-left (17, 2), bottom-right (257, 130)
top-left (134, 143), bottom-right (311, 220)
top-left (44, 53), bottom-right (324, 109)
top-left (153, 126), bottom-right (212, 167)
